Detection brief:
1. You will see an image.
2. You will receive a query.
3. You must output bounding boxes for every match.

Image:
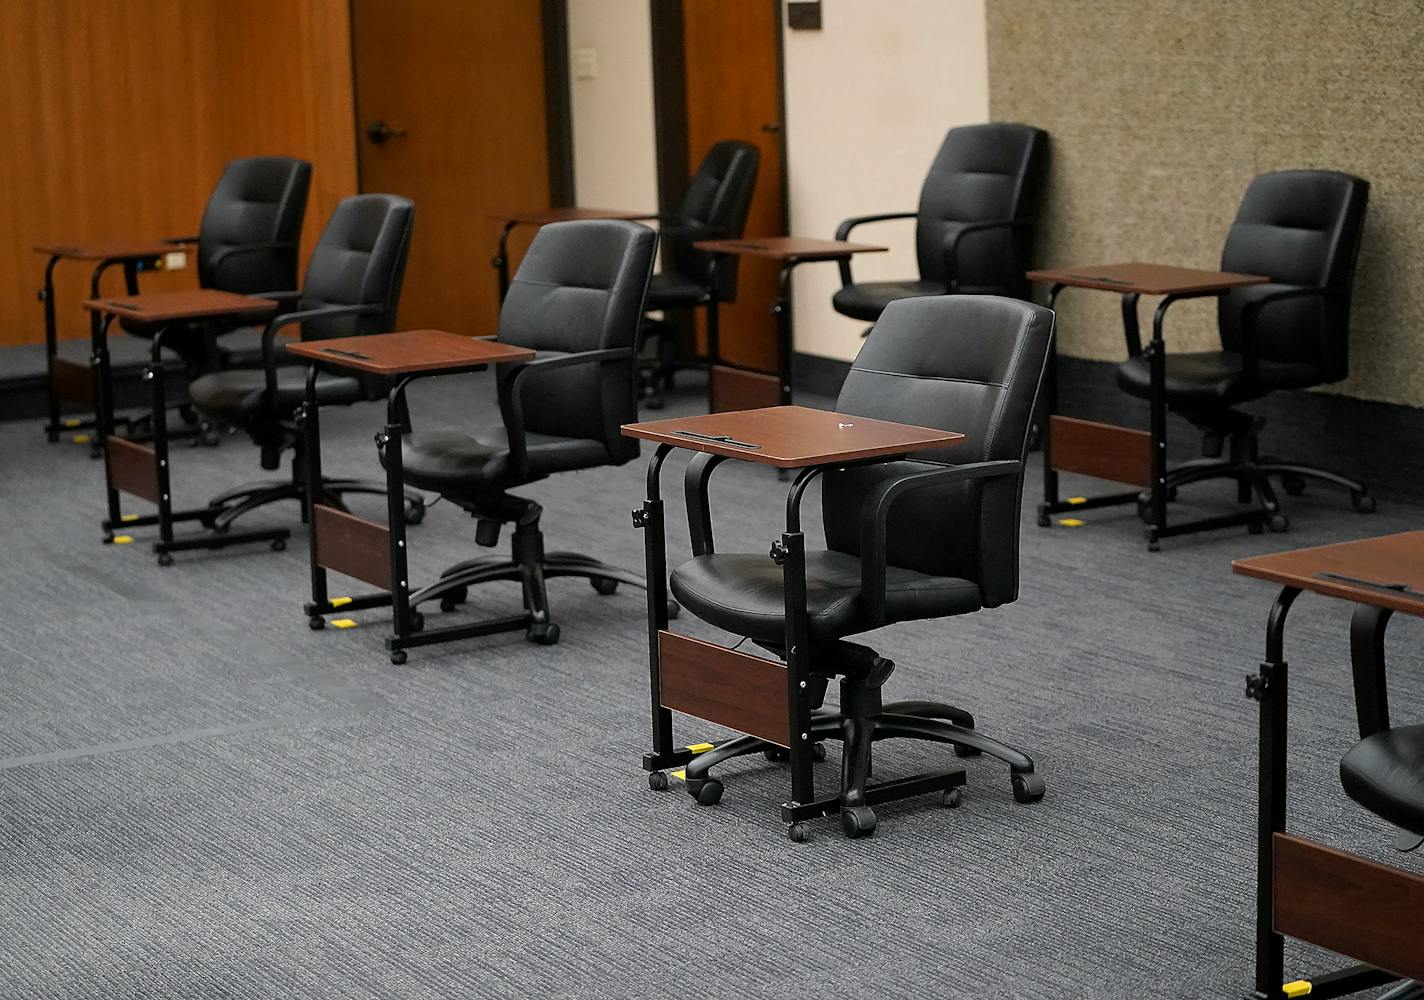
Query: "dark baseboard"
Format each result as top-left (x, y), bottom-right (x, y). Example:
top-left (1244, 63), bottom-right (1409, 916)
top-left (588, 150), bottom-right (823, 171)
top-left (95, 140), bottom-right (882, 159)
top-left (796, 351), bottom-right (1424, 506)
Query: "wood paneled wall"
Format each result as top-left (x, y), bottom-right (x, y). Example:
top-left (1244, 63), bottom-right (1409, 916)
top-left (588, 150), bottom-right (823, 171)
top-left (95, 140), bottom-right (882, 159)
top-left (0, 0), bottom-right (357, 350)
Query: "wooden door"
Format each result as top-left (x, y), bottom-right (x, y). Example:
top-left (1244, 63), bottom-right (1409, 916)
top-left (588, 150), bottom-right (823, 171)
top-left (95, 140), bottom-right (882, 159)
top-left (351, 0), bottom-right (552, 334)
top-left (682, 0), bottom-right (786, 373)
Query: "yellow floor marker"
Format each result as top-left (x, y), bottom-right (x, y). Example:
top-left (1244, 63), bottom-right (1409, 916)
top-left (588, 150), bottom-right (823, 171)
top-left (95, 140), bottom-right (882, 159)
top-left (1058, 518), bottom-right (1086, 527)
top-left (330, 618), bottom-right (358, 629)
top-left (686, 743), bottom-right (714, 754)
top-left (1283, 981), bottom-right (1311, 998)
top-left (120, 513), bottom-right (139, 522)
top-left (1067, 496), bottom-right (1088, 505)
top-left (72, 434), bottom-right (91, 445)
top-left (62, 417), bottom-right (82, 428)
top-left (330, 596), bottom-right (353, 608)
top-left (112, 535), bottom-right (134, 544)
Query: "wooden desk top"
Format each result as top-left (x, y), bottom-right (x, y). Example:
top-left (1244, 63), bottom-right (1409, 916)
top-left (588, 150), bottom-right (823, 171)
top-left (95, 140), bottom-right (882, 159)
top-left (81, 289), bottom-right (277, 322)
top-left (35, 239), bottom-right (193, 260)
top-left (694, 237), bottom-right (887, 261)
top-left (622, 405), bottom-right (963, 469)
top-left (1027, 261), bottom-right (1268, 295)
top-left (1233, 531), bottom-right (1424, 617)
top-left (490, 207), bottom-right (657, 226)
top-left (285, 330), bottom-right (536, 376)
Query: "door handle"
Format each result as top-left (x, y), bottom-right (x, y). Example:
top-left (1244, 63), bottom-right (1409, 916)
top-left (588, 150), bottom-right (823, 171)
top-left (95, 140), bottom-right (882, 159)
top-left (365, 120), bottom-right (408, 145)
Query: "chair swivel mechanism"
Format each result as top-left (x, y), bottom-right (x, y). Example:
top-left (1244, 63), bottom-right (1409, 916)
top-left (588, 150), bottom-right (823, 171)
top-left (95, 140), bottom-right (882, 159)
top-left (832, 122), bottom-right (1047, 332)
top-left (383, 219), bottom-right (669, 648)
top-left (1114, 170), bottom-right (1373, 530)
top-left (184, 194), bottom-right (417, 554)
top-left (640, 140), bottom-right (759, 407)
top-left (667, 294), bottom-right (1055, 839)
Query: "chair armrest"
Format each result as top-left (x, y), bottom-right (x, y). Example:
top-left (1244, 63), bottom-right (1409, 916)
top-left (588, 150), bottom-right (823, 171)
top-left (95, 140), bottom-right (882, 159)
top-left (683, 452), bottom-right (729, 556)
top-left (165, 235), bottom-right (201, 245)
top-left (940, 218), bottom-right (1032, 292)
top-left (499, 347), bottom-right (631, 480)
top-left (244, 289), bottom-right (303, 314)
top-left (261, 303), bottom-right (383, 400)
top-left (1237, 285), bottom-right (1335, 380)
top-left (857, 460), bottom-right (1021, 626)
top-left (834, 211), bottom-right (916, 286)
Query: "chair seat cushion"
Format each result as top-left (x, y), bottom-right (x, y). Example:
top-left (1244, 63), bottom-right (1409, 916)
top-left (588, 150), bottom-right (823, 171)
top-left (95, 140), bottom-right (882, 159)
top-left (1340, 724), bottom-right (1424, 837)
top-left (669, 550), bottom-right (981, 644)
top-left (645, 271), bottom-right (709, 309)
top-left (189, 368), bottom-right (363, 422)
top-left (1115, 350), bottom-right (1322, 406)
top-left (393, 429), bottom-right (610, 494)
top-left (832, 279), bottom-right (945, 322)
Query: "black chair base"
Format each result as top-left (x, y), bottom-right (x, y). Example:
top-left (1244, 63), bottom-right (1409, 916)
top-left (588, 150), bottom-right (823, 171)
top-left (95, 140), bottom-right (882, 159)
top-left (676, 647), bottom-right (1044, 840)
top-left (404, 510), bottom-right (676, 651)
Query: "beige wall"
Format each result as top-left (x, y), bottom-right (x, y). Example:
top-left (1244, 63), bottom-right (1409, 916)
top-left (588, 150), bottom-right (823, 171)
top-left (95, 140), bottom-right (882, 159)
top-left (566, 0), bottom-right (658, 213)
top-left (988, 0), bottom-right (1424, 408)
top-left (783, 0), bottom-right (991, 361)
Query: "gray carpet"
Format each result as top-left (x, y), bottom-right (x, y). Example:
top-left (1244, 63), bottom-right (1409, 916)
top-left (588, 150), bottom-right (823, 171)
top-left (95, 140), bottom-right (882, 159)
top-left (0, 369), bottom-right (1419, 999)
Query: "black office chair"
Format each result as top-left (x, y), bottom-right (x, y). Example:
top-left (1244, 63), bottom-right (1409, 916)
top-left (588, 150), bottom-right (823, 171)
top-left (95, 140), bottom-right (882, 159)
top-left (1115, 170), bottom-right (1372, 528)
top-left (641, 141), bottom-right (759, 407)
top-left (833, 123), bottom-right (1047, 329)
top-left (669, 295), bottom-right (1054, 838)
top-left (386, 219), bottom-right (659, 647)
top-left (187, 194), bottom-right (415, 541)
top-left (124, 156), bottom-right (312, 372)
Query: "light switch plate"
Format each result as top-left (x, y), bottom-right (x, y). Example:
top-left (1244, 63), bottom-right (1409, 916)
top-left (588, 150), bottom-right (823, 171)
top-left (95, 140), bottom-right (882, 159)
top-left (163, 251), bottom-right (187, 271)
top-left (573, 47), bottom-right (598, 80)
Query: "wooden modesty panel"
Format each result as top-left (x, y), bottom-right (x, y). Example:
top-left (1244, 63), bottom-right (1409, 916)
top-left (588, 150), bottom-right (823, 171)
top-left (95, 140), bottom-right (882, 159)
top-left (710, 365), bottom-right (780, 413)
top-left (50, 357), bottom-right (93, 405)
top-left (658, 631), bottom-right (789, 747)
top-left (1050, 415), bottom-right (1152, 488)
top-left (312, 504), bottom-right (392, 591)
top-left (1273, 833), bottom-right (1424, 980)
top-left (105, 437), bottom-right (159, 503)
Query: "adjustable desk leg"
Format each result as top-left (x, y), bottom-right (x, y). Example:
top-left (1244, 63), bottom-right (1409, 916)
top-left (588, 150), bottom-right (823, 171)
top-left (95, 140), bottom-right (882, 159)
top-left (95, 315), bottom-right (122, 536)
top-left (148, 331), bottom-right (176, 565)
top-left (1146, 298), bottom-right (1171, 551)
top-left (383, 416), bottom-right (414, 665)
top-left (41, 254), bottom-right (61, 442)
top-left (1249, 586), bottom-right (1298, 1000)
top-left (1038, 283), bottom-right (1064, 525)
top-left (774, 262), bottom-right (796, 406)
top-left (706, 267), bottom-right (722, 413)
top-left (301, 369), bottom-right (329, 621)
top-left (638, 445), bottom-right (676, 769)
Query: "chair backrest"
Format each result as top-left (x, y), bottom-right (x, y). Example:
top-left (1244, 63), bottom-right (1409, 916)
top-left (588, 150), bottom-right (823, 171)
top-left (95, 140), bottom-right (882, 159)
top-left (498, 219), bottom-right (658, 463)
top-left (197, 157), bottom-right (311, 294)
top-left (915, 123), bottom-right (1047, 299)
top-left (1218, 170), bottom-right (1369, 385)
top-left (823, 295), bottom-right (1054, 607)
top-left (298, 194), bottom-right (414, 341)
top-left (664, 141), bottom-right (759, 302)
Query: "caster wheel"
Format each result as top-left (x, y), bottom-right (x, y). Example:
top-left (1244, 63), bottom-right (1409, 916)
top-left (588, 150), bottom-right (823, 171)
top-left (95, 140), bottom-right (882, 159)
top-left (390, 650), bottom-right (408, 666)
top-left (1268, 512), bottom-right (1290, 533)
top-left (763, 747), bottom-right (789, 763)
top-left (694, 777), bottom-right (723, 806)
top-left (1136, 499), bottom-right (1153, 526)
top-left (648, 771), bottom-right (669, 791)
top-left (812, 742), bottom-right (827, 762)
top-left (1011, 771), bottom-right (1046, 804)
top-left (270, 538), bottom-right (286, 552)
top-left (157, 552), bottom-right (174, 567)
top-left (787, 822), bottom-right (811, 843)
top-left (841, 805), bottom-right (877, 838)
top-left (590, 577), bottom-right (619, 596)
top-left (943, 787), bottom-right (963, 809)
top-left (439, 586), bottom-right (468, 613)
top-left (308, 616), bottom-right (325, 631)
top-left (1281, 474), bottom-right (1306, 497)
top-left (526, 622), bottom-right (561, 646)
top-left (409, 612), bottom-right (425, 633)
top-left (1036, 511), bottom-right (1051, 528)
top-left (1352, 491), bottom-right (1376, 513)
top-left (405, 499), bottom-right (425, 525)
top-left (666, 599), bottom-right (680, 621)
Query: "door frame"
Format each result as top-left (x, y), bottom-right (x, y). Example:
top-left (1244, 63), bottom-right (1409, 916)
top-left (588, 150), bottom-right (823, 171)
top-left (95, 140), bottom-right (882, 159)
top-left (348, 0), bottom-right (575, 205)
top-left (648, 0), bottom-right (790, 225)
